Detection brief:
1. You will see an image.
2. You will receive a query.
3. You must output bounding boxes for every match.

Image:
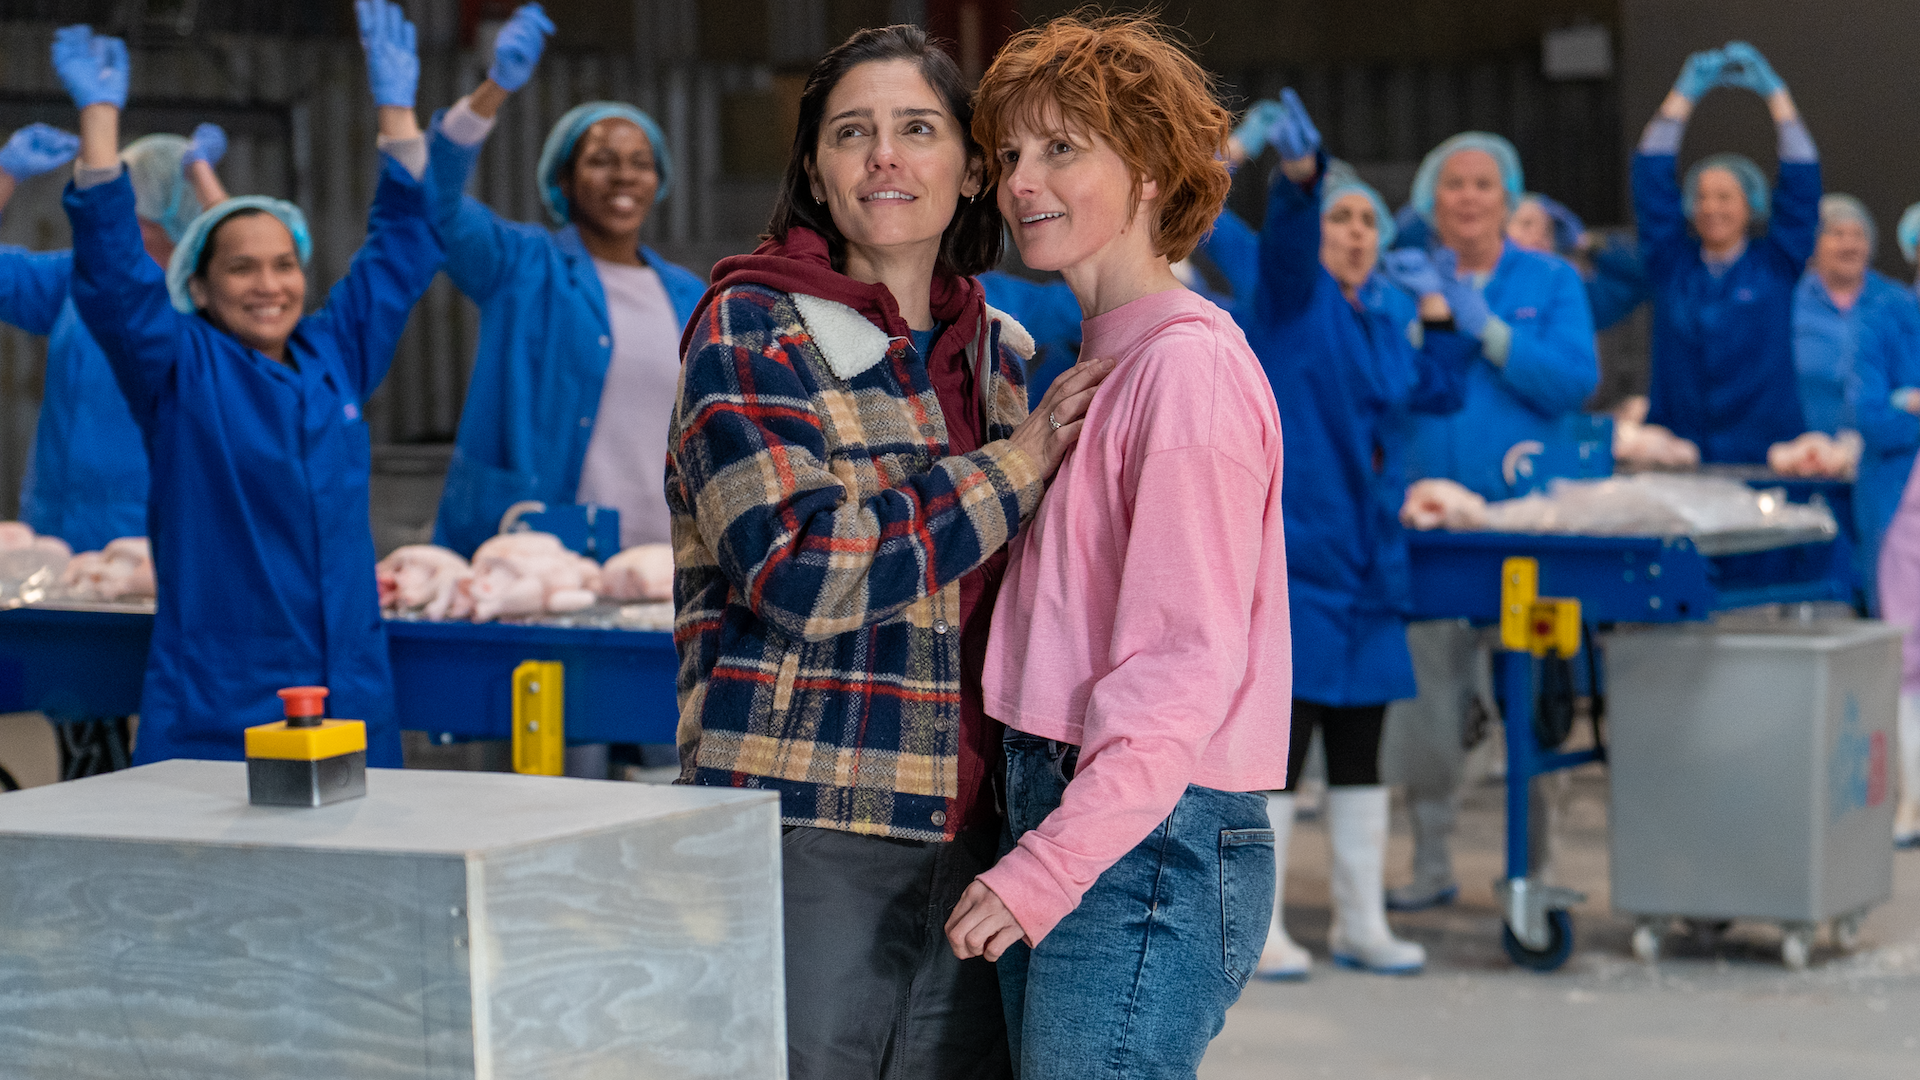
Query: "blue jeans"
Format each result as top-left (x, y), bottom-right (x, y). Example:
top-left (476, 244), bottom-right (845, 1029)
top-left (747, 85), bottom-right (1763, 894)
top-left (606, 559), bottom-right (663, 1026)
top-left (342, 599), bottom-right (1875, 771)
top-left (997, 733), bottom-right (1275, 1079)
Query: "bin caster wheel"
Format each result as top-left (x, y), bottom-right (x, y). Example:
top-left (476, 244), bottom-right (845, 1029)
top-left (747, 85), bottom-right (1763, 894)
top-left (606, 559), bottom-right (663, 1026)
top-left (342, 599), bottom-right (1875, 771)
top-left (1832, 913), bottom-right (1863, 952)
top-left (1631, 922), bottom-right (1662, 964)
top-left (1502, 909), bottom-right (1574, 971)
top-left (1781, 923), bottom-right (1815, 971)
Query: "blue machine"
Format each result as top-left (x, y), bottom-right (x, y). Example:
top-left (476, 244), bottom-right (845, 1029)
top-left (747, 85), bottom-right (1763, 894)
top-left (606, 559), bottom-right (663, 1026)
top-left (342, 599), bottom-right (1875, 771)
top-left (0, 609), bottom-right (678, 746)
top-left (1406, 525), bottom-right (1846, 969)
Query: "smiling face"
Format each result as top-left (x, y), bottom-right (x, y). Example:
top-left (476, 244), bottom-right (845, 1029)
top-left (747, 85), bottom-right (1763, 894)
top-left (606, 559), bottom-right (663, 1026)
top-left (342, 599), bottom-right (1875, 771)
top-left (995, 106), bottom-right (1157, 277)
top-left (1691, 167), bottom-right (1751, 252)
top-left (1813, 217), bottom-right (1871, 289)
top-left (1321, 191), bottom-right (1380, 294)
top-left (187, 212), bottom-right (306, 360)
top-left (1506, 198), bottom-right (1554, 253)
top-left (1432, 149), bottom-right (1509, 251)
top-left (560, 118), bottom-right (659, 244)
top-left (806, 59), bottom-right (979, 272)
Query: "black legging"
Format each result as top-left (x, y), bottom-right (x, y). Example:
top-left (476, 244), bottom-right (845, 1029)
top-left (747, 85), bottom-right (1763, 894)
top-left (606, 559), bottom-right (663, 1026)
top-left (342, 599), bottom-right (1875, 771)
top-left (1283, 699), bottom-right (1387, 791)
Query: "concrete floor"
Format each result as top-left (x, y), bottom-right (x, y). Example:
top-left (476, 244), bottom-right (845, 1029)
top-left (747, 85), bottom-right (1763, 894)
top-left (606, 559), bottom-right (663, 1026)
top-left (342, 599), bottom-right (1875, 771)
top-left (1204, 766), bottom-right (1920, 1080)
top-left (8, 712), bottom-right (1916, 1077)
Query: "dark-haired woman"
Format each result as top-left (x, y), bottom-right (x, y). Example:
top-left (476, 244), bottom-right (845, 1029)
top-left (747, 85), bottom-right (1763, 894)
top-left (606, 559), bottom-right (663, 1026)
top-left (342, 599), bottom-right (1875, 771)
top-left (668, 24), bottom-right (1110, 1080)
top-left (54, 5), bottom-right (441, 763)
top-left (422, 3), bottom-right (706, 555)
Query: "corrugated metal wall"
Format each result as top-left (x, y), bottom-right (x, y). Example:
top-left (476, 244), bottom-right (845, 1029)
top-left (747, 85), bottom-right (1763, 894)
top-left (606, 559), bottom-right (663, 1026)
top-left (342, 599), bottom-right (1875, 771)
top-left (0, 0), bottom-right (771, 520)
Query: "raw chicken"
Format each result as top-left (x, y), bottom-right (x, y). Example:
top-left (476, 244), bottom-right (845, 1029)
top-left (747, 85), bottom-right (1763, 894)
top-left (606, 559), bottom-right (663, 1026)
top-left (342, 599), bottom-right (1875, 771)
top-left (0, 522), bottom-right (35, 550)
top-left (1608, 395), bottom-right (1699, 472)
top-left (1401, 478), bottom-right (1490, 531)
top-left (599, 543), bottom-right (674, 603)
top-left (376, 544), bottom-right (474, 621)
top-left (466, 531), bottom-right (605, 622)
top-left (61, 536), bottom-right (156, 601)
top-left (1766, 430), bottom-right (1862, 480)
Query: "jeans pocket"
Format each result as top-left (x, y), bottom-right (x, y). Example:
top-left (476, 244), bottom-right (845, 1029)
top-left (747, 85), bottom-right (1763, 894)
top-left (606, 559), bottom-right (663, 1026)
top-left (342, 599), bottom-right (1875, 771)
top-left (1219, 827), bottom-right (1276, 987)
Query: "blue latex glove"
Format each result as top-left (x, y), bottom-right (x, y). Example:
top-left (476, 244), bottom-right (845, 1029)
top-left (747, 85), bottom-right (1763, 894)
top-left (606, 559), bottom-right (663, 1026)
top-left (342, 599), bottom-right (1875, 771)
top-left (354, 0), bottom-right (420, 109)
top-left (1430, 247), bottom-right (1492, 337)
top-left (489, 3), bottom-right (556, 93)
top-left (0, 123), bottom-right (80, 181)
top-left (1536, 194), bottom-right (1586, 252)
top-left (1379, 249), bottom-right (1445, 298)
top-left (1719, 41), bottom-right (1786, 97)
top-left (182, 122), bottom-right (227, 167)
top-left (1671, 48), bottom-right (1726, 102)
top-left (51, 25), bottom-right (130, 110)
top-left (1270, 87), bottom-right (1321, 162)
top-left (1230, 100), bottom-right (1285, 160)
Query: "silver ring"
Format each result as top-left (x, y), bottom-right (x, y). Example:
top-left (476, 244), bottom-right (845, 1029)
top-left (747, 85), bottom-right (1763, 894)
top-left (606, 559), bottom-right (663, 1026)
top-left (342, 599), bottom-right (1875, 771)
top-left (1048, 411), bottom-right (1062, 431)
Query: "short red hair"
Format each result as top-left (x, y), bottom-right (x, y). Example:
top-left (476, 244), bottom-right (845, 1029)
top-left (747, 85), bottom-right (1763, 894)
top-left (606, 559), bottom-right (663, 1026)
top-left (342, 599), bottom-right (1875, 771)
top-left (972, 12), bottom-right (1231, 262)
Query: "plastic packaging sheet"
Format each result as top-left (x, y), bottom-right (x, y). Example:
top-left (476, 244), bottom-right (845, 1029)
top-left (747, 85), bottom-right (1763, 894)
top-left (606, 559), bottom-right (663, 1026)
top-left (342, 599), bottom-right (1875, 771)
top-left (1478, 474), bottom-right (1837, 554)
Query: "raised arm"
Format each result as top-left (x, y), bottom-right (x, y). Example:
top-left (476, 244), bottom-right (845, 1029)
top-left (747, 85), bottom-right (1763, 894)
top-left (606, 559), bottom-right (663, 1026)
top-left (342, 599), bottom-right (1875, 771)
top-left (314, 0), bottom-right (442, 399)
top-left (671, 289), bottom-right (1112, 642)
top-left (1252, 91), bottom-right (1331, 325)
top-left (180, 122), bottom-right (231, 210)
top-left (419, 3), bottom-right (555, 302)
top-left (0, 124), bottom-right (80, 333)
top-left (1633, 48), bottom-right (1726, 268)
top-left (56, 26), bottom-right (181, 422)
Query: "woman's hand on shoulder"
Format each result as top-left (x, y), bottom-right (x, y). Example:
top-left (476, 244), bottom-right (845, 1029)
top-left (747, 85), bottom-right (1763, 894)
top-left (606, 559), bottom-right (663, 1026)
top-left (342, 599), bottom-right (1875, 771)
top-left (1008, 355), bottom-right (1117, 478)
top-left (945, 879), bottom-right (1028, 961)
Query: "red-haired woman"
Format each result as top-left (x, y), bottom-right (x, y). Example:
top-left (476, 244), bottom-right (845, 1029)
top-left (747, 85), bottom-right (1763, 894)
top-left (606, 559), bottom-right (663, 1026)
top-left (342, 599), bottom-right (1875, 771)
top-left (946, 14), bottom-right (1290, 1075)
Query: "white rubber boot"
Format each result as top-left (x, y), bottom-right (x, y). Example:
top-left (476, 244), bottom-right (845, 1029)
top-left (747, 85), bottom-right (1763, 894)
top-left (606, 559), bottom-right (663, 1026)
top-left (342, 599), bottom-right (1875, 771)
top-left (1256, 791), bottom-right (1311, 979)
top-left (1327, 786), bottom-right (1426, 974)
top-left (1897, 693), bottom-right (1920, 848)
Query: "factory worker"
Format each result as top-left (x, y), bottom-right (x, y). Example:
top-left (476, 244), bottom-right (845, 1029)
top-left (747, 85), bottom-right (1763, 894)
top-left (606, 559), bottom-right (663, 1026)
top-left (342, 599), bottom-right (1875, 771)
top-left (1383, 129), bottom-right (1597, 913)
top-left (427, 3), bottom-right (705, 556)
top-left (1814, 196), bottom-right (1920, 612)
top-left (1899, 202), bottom-right (1920, 297)
top-left (0, 120), bottom-right (229, 551)
top-left (1634, 41), bottom-right (1820, 464)
top-left (54, 4), bottom-right (441, 765)
top-left (1233, 90), bottom-right (1478, 979)
top-left (1505, 191), bottom-right (1647, 334)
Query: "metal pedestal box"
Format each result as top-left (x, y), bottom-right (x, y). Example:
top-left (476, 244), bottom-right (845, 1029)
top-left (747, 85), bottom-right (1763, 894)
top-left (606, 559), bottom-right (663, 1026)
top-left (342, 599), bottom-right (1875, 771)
top-left (1606, 620), bottom-right (1897, 935)
top-left (0, 761), bottom-right (784, 1079)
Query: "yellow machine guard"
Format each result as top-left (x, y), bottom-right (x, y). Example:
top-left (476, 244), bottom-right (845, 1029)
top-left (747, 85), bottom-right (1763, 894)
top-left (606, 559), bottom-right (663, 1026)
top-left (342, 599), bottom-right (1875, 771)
top-left (512, 660), bottom-right (565, 776)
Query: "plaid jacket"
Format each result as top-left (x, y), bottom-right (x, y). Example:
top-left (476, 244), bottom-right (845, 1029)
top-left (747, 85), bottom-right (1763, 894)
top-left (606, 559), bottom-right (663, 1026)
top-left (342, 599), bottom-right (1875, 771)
top-left (667, 281), bottom-right (1043, 841)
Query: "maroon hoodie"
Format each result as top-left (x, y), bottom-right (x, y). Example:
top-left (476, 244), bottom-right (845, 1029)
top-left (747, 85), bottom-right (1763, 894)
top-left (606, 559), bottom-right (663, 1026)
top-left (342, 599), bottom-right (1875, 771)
top-left (682, 225), bottom-right (1011, 833)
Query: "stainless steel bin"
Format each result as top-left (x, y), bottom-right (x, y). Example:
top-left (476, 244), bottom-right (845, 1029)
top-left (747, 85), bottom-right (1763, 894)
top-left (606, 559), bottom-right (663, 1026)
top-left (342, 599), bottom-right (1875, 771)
top-left (1605, 618), bottom-right (1899, 968)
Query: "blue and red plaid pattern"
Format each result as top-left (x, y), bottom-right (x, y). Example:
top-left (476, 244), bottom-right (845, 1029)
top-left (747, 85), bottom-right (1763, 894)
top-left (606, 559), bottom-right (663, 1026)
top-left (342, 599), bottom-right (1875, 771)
top-left (668, 283), bottom-right (1042, 840)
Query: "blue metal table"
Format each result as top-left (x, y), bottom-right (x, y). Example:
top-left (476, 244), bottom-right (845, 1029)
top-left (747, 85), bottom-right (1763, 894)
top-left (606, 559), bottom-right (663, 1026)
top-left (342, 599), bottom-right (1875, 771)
top-left (0, 607), bottom-right (679, 745)
top-left (1404, 528), bottom-right (1846, 970)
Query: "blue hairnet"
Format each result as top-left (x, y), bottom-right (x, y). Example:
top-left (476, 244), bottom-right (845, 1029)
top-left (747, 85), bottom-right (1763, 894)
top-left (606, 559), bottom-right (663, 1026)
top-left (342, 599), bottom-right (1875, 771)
top-left (165, 196), bottom-right (313, 314)
top-left (1818, 193), bottom-right (1877, 256)
top-left (1322, 159), bottom-right (1396, 252)
top-left (1899, 202), bottom-right (1920, 265)
top-left (121, 133), bottom-right (200, 243)
top-left (1682, 153), bottom-right (1770, 225)
top-left (1410, 132), bottom-right (1524, 224)
top-left (538, 102), bottom-right (672, 226)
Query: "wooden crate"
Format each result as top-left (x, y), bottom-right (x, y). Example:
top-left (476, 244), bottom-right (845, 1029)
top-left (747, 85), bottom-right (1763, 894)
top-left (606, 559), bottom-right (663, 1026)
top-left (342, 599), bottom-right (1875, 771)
top-left (0, 760), bottom-right (783, 1079)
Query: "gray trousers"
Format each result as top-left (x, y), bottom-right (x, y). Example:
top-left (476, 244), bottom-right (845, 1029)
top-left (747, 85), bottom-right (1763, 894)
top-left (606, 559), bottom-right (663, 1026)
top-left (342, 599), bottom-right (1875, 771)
top-left (782, 826), bottom-right (1012, 1080)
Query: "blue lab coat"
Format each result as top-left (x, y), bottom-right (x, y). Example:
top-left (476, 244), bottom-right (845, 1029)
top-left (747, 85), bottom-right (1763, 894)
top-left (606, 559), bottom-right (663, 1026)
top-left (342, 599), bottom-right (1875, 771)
top-left (1586, 235), bottom-right (1650, 333)
top-left (979, 270), bottom-right (1082, 407)
top-left (1634, 152), bottom-right (1820, 463)
top-left (423, 122), bottom-right (706, 557)
top-left (0, 247), bottom-right (149, 550)
top-left (63, 158), bottom-right (441, 765)
top-left (1841, 275), bottom-right (1920, 610)
top-left (1243, 168), bottom-right (1477, 706)
top-left (1793, 270), bottom-right (1916, 436)
top-left (1404, 242), bottom-right (1599, 501)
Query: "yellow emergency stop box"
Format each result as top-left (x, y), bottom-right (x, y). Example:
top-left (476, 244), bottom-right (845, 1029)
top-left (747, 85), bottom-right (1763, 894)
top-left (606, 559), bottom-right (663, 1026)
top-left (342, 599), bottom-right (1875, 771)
top-left (512, 660), bottom-right (565, 776)
top-left (1498, 556), bottom-right (1582, 658)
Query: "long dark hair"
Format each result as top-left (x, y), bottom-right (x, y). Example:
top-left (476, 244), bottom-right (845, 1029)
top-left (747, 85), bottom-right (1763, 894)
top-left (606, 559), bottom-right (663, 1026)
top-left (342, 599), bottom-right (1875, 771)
top-left (767, 24), bottom-right (1002, 277)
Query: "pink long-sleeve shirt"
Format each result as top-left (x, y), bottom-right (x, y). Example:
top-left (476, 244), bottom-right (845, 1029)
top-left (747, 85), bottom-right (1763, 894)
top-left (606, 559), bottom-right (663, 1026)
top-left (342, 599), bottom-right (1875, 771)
top-left (978, 287), bottom-right (1293, 945)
